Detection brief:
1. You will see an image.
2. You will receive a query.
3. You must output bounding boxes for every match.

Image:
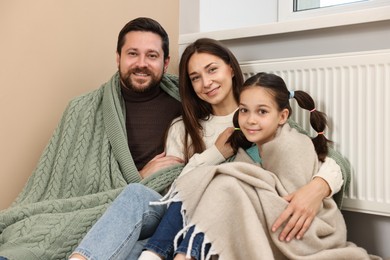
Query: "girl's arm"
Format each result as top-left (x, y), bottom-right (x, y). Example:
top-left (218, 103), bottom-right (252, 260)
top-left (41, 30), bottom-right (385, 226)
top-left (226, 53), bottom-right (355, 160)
top-left (271, 156), bottom-right (343, 242)
top-left (313, 157), bottom-right (343, 197)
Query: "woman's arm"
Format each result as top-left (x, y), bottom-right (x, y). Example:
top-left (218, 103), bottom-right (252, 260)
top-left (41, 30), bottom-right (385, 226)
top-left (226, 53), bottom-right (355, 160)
top-left (180, 127), bottom-right (235, 175)
top-left (271, 157), bottom-right (343, 242)
top-left (165, 119), bottom-right (235, 176)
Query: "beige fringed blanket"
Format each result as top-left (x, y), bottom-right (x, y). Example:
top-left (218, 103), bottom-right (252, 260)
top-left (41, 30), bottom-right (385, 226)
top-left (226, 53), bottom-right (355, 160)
top-left (173, 124), bottom-right (379, 260)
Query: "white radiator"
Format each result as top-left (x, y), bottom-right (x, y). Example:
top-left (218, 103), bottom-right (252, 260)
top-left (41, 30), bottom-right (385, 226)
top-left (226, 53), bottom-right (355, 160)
top-left (240, 49), bottom-right (390, 216)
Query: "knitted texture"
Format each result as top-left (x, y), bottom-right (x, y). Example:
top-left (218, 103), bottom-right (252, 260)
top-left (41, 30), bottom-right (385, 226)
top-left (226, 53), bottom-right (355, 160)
top-left (0, 72), bottom-right (184, 260)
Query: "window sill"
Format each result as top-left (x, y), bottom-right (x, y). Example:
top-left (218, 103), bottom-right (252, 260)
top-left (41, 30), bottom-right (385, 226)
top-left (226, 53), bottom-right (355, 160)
top-left (179, 5), bottom-right (390, 45)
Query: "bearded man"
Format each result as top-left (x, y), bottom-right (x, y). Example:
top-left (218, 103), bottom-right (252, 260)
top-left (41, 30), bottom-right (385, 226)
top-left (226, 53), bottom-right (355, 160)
top-left (0, 17), bottom-right (183, 260)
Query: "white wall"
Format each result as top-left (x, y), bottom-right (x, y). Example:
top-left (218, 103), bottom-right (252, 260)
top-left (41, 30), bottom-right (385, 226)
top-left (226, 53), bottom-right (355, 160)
top-left (179, 1), bottom-right (390, 258)
top-left (179, 0), bottom-right (277, 34)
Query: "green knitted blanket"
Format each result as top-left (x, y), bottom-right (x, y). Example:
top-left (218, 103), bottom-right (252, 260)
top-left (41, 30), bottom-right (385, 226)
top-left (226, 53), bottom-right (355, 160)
top-left (0, 72), bottom-right (184, 260)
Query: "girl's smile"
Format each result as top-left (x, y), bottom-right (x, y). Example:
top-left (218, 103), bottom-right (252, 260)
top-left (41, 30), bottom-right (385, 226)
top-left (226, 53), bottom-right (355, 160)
top-left (238, 86), bottom-right (288, 146)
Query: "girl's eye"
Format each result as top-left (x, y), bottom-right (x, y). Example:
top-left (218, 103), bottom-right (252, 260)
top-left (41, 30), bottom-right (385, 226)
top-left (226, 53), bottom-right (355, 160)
top-left (239, 108), bottom-right (247, 113)
top-left (259, 109), bottom-right (268, 114)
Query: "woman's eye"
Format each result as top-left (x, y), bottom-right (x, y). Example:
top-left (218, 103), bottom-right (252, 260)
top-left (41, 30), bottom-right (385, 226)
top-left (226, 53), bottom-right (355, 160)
top-left (208, 67), bottom-right (217, 73)
top-left (239, 108), bottom-right (247, 113)
top-left (191, 76), bottom-right (199, 82)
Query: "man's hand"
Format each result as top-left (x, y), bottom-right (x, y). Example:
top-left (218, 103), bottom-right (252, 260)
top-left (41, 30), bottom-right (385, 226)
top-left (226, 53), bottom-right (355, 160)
top-left (215, 127), bottom-right (235, 159)
top-left (139, 152), bottom-right (184, 179)
top-left (271, 177), bottom-right (330, 242)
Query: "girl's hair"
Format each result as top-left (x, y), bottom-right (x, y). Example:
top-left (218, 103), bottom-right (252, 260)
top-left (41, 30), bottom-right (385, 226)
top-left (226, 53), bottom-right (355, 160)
top-left (178, 38), bottom-right (245, 162)
top-left (232, 72), bottom-right (331, 162)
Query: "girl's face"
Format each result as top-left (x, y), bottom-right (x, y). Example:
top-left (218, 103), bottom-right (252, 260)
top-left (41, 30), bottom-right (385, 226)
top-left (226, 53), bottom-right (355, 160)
top-left (238, 86), bottom-right (288, 146)
top-left (187, 52), bottom-right (236, 116)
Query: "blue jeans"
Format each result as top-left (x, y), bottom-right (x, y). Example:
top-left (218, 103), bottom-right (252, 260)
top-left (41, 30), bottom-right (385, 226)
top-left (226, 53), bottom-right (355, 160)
top-left (144, 202), bottom-right (210, 260)
top-left (73, 183), bottom-right (166, 260)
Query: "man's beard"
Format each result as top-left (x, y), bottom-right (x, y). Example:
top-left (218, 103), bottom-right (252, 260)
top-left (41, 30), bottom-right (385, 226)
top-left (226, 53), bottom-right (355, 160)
top-left (119, 67), bottom-right (162, 93)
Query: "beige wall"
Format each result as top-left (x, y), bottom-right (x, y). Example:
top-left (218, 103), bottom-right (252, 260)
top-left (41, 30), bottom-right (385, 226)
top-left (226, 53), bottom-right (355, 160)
top-left (0, 0), bottom-right (179, 210)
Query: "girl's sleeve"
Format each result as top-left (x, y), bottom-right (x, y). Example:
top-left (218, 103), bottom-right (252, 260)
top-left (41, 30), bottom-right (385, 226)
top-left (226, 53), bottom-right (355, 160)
top-left (313, 157), bottom-right (344, 198)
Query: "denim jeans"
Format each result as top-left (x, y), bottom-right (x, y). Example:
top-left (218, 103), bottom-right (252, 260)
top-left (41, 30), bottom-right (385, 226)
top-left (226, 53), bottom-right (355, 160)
top-left (144, 202), bottom-right (210, 260)
top-left (176, 226), bottom-right (210, 260)
top-left (72, 183), bottom-right (166, 260)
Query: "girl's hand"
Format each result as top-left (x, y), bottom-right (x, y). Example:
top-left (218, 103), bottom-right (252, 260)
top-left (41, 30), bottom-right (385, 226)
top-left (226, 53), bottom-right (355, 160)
top-left (271, 177), bottom-right (330, 242)
top-left (215, 127), bottom-right (235, 159)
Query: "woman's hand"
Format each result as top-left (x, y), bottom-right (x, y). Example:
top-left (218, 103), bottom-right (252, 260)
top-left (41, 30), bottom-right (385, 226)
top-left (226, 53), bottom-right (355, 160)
top-left (215, 127), bottom-right (235, 159)
top-left (271, 177), bottom-right (331, 242)
top-left (139, 152), bottom-right (184, 179)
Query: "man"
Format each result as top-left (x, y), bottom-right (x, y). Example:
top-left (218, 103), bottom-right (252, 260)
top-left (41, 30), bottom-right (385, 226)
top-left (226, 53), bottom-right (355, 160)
top-left (0, 17), bottom-right (184, 260)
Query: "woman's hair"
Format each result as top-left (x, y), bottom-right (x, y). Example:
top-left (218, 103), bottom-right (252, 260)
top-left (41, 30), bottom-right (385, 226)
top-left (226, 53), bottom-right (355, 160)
top-left (116, 17), bottom-right (169, 60)
top-left (233, 72), bottom-right (331, 162)
top-left (178, 38), bottom-right (244, 162)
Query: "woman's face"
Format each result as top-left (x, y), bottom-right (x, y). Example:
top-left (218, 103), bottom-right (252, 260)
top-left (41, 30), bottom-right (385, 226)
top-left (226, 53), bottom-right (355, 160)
top-left (238, 86), bottom-right (288, 146)
top-left (187, 52), bottom-right (237, 116)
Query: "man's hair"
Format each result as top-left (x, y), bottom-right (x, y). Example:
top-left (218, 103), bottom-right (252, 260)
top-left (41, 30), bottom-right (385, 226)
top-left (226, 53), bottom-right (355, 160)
top-left (116, 17), bottom-right (170, 60)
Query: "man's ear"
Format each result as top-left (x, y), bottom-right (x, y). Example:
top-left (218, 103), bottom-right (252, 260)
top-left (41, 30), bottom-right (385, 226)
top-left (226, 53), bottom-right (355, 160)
top-left (163, 56), bottom-right (170, 73)
top-left (116, 52), bottom-right (120, 68)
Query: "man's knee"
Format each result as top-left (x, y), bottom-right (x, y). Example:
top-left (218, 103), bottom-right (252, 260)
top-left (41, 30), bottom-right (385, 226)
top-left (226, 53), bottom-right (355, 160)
top-left (120, 183), bottom-right (161, 204)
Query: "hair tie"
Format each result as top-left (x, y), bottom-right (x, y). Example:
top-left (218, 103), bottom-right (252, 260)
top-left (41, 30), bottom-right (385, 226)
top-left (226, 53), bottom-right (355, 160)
top-left (317, 131), bottom-right (324, 135)
top-left (289, 90), bottom-right (295, 99)
top-left (310, 108), bottom-right (316, 113)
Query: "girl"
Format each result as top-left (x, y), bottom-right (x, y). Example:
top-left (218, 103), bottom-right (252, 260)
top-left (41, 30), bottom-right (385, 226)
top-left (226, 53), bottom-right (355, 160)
top-left (161, 72), bottom-right (375, 260)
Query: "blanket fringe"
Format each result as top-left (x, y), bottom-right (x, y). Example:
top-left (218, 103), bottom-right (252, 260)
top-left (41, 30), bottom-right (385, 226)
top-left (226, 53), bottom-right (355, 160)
top-left (173, 224), bottom-right (214, 260)
top-left (150, 180), bottom-right (217, 259)
top-left (174, 224), bottom-right (191, 250)
top-left (149, 180), bottom-right (179, 206)
top-left (186, 227), bottom-right (197, 259)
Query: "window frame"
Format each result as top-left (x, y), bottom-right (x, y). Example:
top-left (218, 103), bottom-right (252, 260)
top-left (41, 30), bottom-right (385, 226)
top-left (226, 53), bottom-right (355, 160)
top-left (278, 0), bottom-right (390, 21)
